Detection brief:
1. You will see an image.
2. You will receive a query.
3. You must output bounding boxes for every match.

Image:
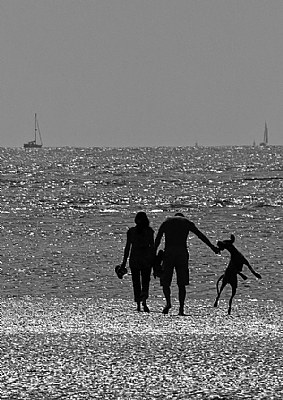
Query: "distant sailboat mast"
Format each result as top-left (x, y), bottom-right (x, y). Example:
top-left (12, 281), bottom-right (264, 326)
top-left (35, 113), bottom-right (43, 145)
top-left (24, 113), bottom-right (43, 148)
top-left (260, 122), bottom-right (268, 146)
top-left (35, 112), bottom-right (37, 142)
top-left (264, 121), bottom-right (268, 145)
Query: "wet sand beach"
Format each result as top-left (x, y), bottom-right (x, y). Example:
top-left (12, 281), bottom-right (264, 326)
top-left (1, 297), bottom-right (282, 399)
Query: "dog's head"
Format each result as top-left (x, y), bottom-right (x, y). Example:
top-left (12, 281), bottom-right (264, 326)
top-left (217, 234), bottom-right (235, 251)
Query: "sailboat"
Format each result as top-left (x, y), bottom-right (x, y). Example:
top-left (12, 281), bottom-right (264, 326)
top-left (24, 113), bottom-right (43, 148)
top-left (259, 122), bottom-right (268, 147)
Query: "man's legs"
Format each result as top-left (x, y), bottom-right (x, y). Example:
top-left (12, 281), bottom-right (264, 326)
top-left (162, 285), bottom-right (172, 314)
top-left (178, 285), bottom-right (186, 315)
top-left (160, 267), bottom-right (173, 314)
top-left (160, 255), bottom-right (174, 314)
top-left (176, 256), bottom-right (189, 315)
top-left (161, 248), bottom-right (189, 314)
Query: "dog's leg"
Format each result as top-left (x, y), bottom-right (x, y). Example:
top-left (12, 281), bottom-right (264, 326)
top-left (228, 284), bottom-right (237, 315)
top-left (214, 277), bottom-right (225, 308)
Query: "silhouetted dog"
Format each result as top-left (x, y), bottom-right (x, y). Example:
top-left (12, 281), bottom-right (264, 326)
top-left (214, 234), bottom-right (262, 314)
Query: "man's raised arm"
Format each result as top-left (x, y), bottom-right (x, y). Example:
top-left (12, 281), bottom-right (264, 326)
top-left (190, 223), bottom-right (219, 254)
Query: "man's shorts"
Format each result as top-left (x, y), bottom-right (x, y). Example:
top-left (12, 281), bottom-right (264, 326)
top-left (160, 247), bottom-right (189, 287)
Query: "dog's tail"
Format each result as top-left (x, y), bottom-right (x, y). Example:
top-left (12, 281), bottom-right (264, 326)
top-left (216, 274), bottom-right (224, 295)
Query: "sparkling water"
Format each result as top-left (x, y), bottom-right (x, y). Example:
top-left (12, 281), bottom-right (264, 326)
top-left (0, 146), bottom-right (282, 398)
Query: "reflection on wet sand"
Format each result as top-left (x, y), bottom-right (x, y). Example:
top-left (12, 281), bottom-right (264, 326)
top-left (1, 298), bottom-right (282, 399)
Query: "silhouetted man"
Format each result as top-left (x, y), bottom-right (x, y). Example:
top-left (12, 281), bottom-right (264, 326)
top-left (154, 213), bottom-right (219, 315)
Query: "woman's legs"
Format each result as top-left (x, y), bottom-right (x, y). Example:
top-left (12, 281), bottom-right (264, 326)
top-left (130, 268), bottom-right (142, 310)
top-left (140, 267), bottom-right (151, 312)
top-left (130, 266), bottom-right (151, 312)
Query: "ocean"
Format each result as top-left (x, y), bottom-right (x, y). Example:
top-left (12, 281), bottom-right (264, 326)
top-left (0, 146), bottom-right (282, 399)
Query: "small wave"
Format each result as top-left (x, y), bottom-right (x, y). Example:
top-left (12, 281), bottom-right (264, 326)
top-left (243, 177), bottom-right (283, 181)
top-left (99, 208), bottom-right (120, 213)
top-left (169, 202), bottom-right (198, 209)
top-left (253, 202), bottom-right (276, 208)
top-left (150, 209), bottom-right (164, 213)
top-left (211, 199), bottom-right (235, 207)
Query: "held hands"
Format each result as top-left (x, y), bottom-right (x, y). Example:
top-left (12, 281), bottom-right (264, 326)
top-left (211, 245), bottom-right (221, 254)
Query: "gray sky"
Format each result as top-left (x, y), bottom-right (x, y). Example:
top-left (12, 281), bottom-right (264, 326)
top-left (1, 0), bottom-right (283, 147)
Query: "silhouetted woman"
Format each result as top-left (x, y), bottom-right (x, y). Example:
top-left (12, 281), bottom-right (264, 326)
top-left (121, 212), bottom-right (154, 312)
